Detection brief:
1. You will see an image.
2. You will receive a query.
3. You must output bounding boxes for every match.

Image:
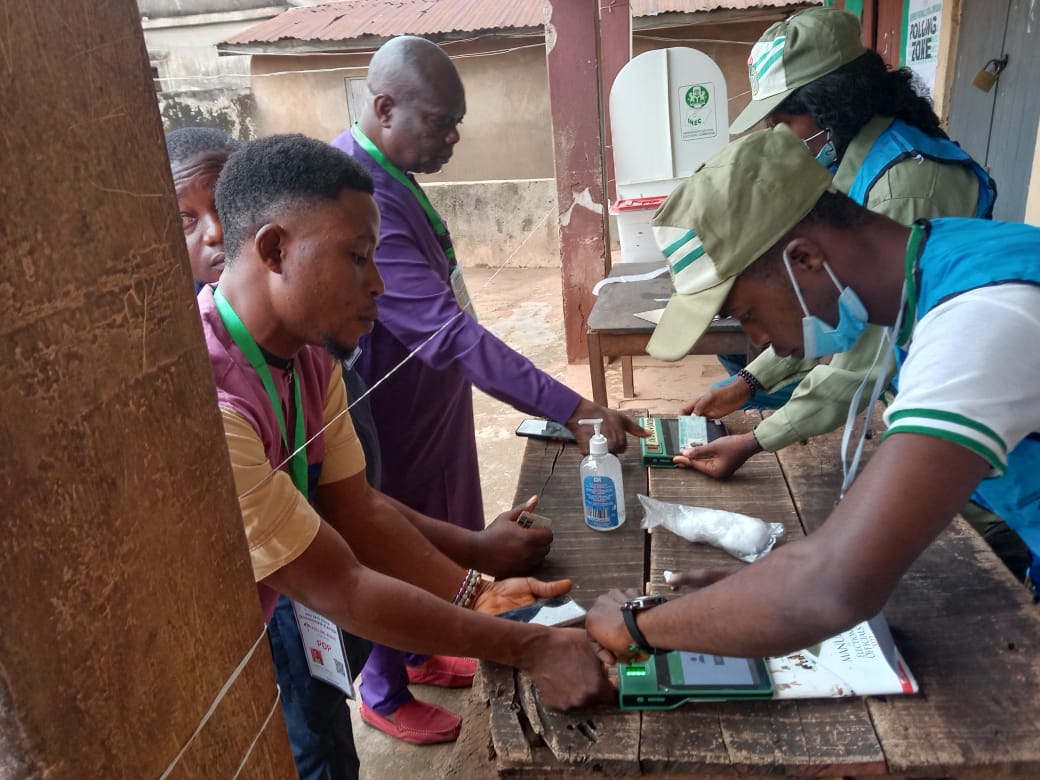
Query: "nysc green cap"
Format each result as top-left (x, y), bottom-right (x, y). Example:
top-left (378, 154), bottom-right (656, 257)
top-left (730, 7), bottom-right (866, 135)
top-left (647, 125), bottom-right (835, 362)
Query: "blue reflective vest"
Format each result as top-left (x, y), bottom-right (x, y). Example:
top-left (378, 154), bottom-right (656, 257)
top-left (848, 119), bottom-right (996, 218)
top-left (905, 218), bottom-right (1040, 556)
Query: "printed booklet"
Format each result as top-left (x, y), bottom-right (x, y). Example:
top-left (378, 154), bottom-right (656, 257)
top-left (768, 613), bottom-right (918, 699)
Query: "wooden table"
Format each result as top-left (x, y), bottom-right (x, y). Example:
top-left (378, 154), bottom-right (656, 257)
top-left (586, 262), bottom-right (750, 406)
top-left (471, 412), bottom-right (1040, 778)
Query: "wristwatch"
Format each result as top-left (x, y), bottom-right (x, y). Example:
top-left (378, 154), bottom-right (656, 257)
top-left (620, 594), bottom-right (669, 655)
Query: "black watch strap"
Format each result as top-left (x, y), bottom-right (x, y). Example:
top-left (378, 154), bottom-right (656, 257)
top-left (621, 607), bottom-right (660, 655)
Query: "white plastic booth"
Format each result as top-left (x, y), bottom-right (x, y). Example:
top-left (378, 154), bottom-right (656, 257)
top-left (609, 47), bottom-right (730, 262)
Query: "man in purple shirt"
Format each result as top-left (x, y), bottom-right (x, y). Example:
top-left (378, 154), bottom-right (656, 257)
top-left (332, 36), bottom-right (645, 743)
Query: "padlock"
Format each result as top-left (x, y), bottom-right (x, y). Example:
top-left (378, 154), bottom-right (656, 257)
top-left (972, 54), bottom-right (1009, 93)
top-left (972, 67), bottom-right (998, 92)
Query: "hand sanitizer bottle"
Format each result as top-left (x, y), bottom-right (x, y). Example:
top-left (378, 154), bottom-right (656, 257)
top-left (579, 418), bottom-right (626, 531)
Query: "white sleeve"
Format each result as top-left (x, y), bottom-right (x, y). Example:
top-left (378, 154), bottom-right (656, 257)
top-left (883, 284), bottom-right (1040, 475)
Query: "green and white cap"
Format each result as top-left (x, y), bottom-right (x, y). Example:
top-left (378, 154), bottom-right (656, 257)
top-left (730, 7), bottom-right (866, 135)
top-left (647, 125), bottom-right (835, 362)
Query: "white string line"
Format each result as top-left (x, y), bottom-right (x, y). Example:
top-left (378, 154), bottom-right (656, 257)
top-left (231, 687), bottom-right (284, 779)
top-left (236, 204), bottom-right (556, 501)
top-left (158, 627), bottom-right (270, 779)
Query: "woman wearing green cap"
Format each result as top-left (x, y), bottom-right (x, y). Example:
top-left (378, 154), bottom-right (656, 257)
top-left (676, 6), bottom-right (1026, 576)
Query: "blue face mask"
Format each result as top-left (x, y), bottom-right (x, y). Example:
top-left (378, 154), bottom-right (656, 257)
top-left (802, 128), bottom-right (838, 172)
top-left (782, 249), bottom-right (869, 359)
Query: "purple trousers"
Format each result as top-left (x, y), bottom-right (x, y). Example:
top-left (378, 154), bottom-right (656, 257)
top-left (359, 445), bottom-right (485, 715)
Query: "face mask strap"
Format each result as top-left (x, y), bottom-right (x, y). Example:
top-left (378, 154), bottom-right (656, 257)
top-left (801, 127), bottom-right (827, 147)
top-left (781, 248), bottom-right (812, 315)
top-left (821, 261), bottom-right (844, 292)
top-left (838, 279), bottom-right (910, 497)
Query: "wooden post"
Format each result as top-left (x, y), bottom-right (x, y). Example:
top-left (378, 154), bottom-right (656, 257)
top-left (0, 2), bottom-right (296, 777)
top-left (599, 0), bottom-right (632, 207)
top-left (545, 0), bottom-right (612, 363)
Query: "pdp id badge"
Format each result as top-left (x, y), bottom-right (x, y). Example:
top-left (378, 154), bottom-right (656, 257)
top-left (291, 601), bottom-right (354, 697)
top-left (450, 264), bottom-right (478, 322)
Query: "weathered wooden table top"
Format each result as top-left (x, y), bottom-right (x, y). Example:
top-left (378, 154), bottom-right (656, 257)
top-left (476, 411), bottom-right (1040, 778)
top-left (587, 262), bottom-right (743, 336)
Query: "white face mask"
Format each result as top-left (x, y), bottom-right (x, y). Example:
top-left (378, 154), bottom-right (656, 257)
top-left (781, 249), bottom-right (869, 359)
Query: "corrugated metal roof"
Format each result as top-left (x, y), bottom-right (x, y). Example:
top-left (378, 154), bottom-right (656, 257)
top-left (224, 0), bottom-right (802, 47)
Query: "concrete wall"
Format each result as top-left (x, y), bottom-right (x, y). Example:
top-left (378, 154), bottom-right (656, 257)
top-left (248, 15), bottom-right (786, 260)
top-left (250, 16), bottom-right (783, 179)
top-left (252, 35), bottom-right (555, 182)
top-left (427, 178), bottom-right (560, 268)
top-left (141, 6), bottom-right (282, 138)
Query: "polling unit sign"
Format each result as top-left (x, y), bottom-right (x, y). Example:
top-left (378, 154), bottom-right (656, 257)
top-left (904, 0), bottom-right (943, 96)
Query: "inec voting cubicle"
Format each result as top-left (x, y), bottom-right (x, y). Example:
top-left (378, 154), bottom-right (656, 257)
top-left (586, 48), bottom-right (747, 405)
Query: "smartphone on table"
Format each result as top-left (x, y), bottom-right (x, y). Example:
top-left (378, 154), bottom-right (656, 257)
top-left (515, 418), bottom-right (576, 442)
top-left (496, 596), bottom-right (587, 627)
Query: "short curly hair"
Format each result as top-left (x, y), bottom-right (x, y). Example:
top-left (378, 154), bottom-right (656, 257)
top-left (776, 49), bottom-right (946, 154)
top-left (215, 133), bottom-right (375, 262)
top-left (165, 126), bottom-right (240, 167)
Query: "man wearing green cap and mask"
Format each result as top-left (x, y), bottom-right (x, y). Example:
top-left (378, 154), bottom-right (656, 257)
top-left (585, 126), bottom-right (1040, 658)
top-left (683, 7), bottom-right (996, 477)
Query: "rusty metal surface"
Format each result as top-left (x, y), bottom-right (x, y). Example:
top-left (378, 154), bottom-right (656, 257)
top-left (224, 0), bottom-right (802, 46)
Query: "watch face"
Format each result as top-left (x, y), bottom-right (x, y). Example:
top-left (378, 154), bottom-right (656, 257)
top-left (624, 594), bottom-right (668, 611)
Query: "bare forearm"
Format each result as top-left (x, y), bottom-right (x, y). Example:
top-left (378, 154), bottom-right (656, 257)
top-left (317, 483), bottom-right (467, 600)
top-left (266, 524), bottom-right (542, 665)
top-left (633, 436), bottom-right (986, 657)
top-left (637, 539), bottom-right (867, 657)
top-left (383, 494), bottom-right (479, 567)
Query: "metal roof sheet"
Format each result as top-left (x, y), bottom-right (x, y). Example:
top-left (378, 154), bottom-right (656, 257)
top-left (224, 0), bottom-right (803, 47)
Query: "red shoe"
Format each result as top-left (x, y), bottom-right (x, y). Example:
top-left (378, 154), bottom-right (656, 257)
top-left (407, 655), bottom-right (477, 688)
top-left (359, 698), bottom-right (462, 745)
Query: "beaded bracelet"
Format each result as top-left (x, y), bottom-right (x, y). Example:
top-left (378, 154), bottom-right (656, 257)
top-left (452, 568), bottom-right (482, 609)
top-left (737, 368), bottom-right (763, 394)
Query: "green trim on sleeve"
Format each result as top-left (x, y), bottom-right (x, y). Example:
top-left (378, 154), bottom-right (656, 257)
top-left (882, 408), bottom-right (1007, 476)
top-left (886, 408), bottom-right (1007, 451)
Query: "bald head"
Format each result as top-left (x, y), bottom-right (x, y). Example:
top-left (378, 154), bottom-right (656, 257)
top-left (360, 35), bottom-right (466, 174)
top-left (368, 35), bottom-right (463, 103)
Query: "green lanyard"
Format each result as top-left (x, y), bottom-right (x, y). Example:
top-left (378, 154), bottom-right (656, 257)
top-left (213, 288), bottom-right (308, 495)
top-left (351, 123), bottom-right (456, 261)
top-left (897, 222), bottom-right (927, 347)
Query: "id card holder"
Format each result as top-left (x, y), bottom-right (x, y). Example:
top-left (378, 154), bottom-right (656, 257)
top-left (291, 601), bottom-right (355, 698)
top-left (450, 264), bottom-right (478, 322)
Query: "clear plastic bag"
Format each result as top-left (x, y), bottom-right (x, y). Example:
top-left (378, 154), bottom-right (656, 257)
top-left (638, 494), bottom-right (784, 563)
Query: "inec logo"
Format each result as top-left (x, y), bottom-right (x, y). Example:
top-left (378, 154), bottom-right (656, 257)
top-left (748, 58), bottom-right (760, 97)
top-left (685, 84), bottom-right (710, 109)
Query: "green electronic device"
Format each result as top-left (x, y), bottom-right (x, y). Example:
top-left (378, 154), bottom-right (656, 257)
top-left (639, 415), bottom-right (727, 468)
top-left (619, 651), bottom-right (773, 710)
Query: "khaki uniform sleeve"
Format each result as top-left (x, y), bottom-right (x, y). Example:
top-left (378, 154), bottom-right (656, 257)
top-left (753, 325), bottom-right (896, 452)
top-left (222, 407), bottom-right (320, 581)
top-left (318, 360), bottom-right (367, 485)
top-left (744, 348), bottom-right (817, 392)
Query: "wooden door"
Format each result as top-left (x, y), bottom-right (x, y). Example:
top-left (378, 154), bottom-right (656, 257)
top-left (947, 0), bottom-right (1040, 221)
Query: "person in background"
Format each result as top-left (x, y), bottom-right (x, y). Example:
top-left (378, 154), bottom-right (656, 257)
top-left (675, 7), bottom-right (1025, 578)
top-left (332, 35), bottom-right (647, 744)
top-left (167, 127), bottom-right (238, 289)
top-left (588, 126), bottom-right (1040, 660)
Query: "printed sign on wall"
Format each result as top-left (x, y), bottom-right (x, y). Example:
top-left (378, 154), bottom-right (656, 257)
top-left (904, 0), bottom-right (943, 96)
